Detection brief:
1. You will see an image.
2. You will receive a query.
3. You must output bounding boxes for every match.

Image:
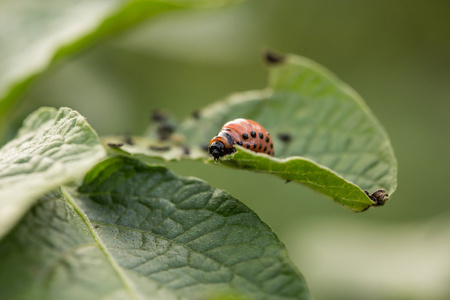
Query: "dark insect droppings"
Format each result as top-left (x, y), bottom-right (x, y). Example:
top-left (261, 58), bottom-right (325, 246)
top-left (151, 109), bottom-right (168, 122)
top-left (264, 50), bottom-right (286, 64)
top-left (365, 189), bottom-right (389, 206)
top-left (278, 133), bottom-right (292, 143)
top-left (201, 144), bottom-right (209, 152)
top-left (149, 145), bottom-right (171, 152)
top-left (242, 133), bottom-right (249, 140)
top-left (250, 131), bottom-right (256, 138)
top-left (182, 145), bottom-right (190, 155)
top-left (107, 143), bottom-right (123, 148)
top-left (157, 124), bottom-right (175, 141)
top-left (191, 110), bottom-right (200, 119)
top-left (123, 133), bottom-right (134, 145)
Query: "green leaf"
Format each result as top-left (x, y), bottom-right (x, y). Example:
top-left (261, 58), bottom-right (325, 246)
top-left (0, 107), bottom-right (105, 240)
top-left (173, 53), bottom-right (397, 211)
top-left (0, 0), bottom-right (239, 136)
top-left (0, 189), bottom-right (180, 300)
top-left (101, 135), bottom-right (207, 162)
top-left (219, 148), bottom-right (371, 211)
top-left (0, 156), bottom-right (311, 300)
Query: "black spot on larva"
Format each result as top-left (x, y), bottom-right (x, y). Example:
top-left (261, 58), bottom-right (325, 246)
top-left (242, 133), bottom-right (249, 140)
top-left (270, 143), bottom-right (273, 149)
top-left (264, 50), bottom-right (286, 64)
top-left (250, 131), bottom-right (256, 138)
top-left (264, 146), bottom-right (267, 152)
top-left (246, 143), bottom-right (250, 149)
top-left (267, 151), bottom-right (271, 155)
top-left (253, 143), bottom-right (257, 149)
top-left (149, 145), bottom-right (171, 152)
top-left (107, 143), bottom-right (123, 148)
top-left (259, 132), bottom-right (263, 139)
top-left (259, 144), bottom-right (262, 150)
top-left (265, 136), bottom-right (270, 143)
top-left (237, 141), bottom-right (243, 146)
top-left (278, 133), bottom-right (292, 143)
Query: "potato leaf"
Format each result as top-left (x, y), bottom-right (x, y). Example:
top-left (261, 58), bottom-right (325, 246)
top-left (0, 156), bottom-right (311, 300)
top-left (139, 52), bottom-right (398, 211)
top-left (0, 107), bottom-right (105, 239)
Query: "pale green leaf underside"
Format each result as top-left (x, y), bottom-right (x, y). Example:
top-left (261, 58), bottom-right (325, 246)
top-left (0, 156), bottom-right (310, 300)
top-left (0, 107), bottom-right (105, 239)
top-left (143, 54), bottom-right (397, 211)
top-left (0, 0), bottom-right (237, 133)
top-left (102, 135), bottom-right (207, 162)
top-left (220, 147), bottom-right (371, 211)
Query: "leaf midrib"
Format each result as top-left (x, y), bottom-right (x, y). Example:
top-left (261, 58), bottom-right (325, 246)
top-left (88, 220), bottom-right (286, 297)
top-left (61, 187), bottom-right (142, 300)
top-left (67, 183), bottom-right (288, 298)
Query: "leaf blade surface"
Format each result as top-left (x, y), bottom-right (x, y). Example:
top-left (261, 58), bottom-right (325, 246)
top-left (0, 107), bottom-right (105, 239)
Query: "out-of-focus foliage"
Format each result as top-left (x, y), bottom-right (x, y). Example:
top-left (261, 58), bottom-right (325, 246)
top-left (0, 0), bottom-right (239, 136)
top-left (1, 1), bottom-right (449, 299)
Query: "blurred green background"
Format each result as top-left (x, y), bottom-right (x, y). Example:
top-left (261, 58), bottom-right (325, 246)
top-left (9, 1), bottom-right (450, 299)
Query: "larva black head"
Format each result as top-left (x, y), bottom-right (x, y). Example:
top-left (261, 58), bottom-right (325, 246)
top-left (209, 141), bottom-right (226, 161)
